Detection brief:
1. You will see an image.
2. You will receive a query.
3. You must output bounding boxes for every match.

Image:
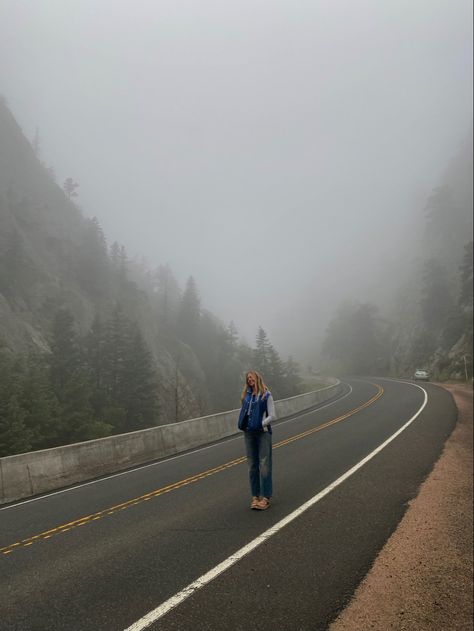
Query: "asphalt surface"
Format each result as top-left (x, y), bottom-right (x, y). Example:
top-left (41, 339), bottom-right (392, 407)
top-left (0, 378), bottom-right (457, 631)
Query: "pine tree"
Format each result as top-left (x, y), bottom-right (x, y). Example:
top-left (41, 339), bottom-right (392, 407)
top-left (50, 308), bottom-right (82, 396)
top-left (118, 245), bottom-right (128, 280)
top-left (195, 311), bottom-right (219, 376)
top-left (63, 177), bottom-right (79, 199)
top-left (254, 326), bottom-right (272, 375)
top-left (237, 340), bottom-right (254, 375)
top-left (110, 241), bottom-right (121, 268)
top-left (267, 345), bottom-right (285, 398)
top-left (152, 264), bottom-right (181, 328)
top-left (454, 240), bottom-right (473, 360)
top-left (227, 321), bottom-right (239, 347)
top-left (172, 356), bottom-right (184, 423)
top-left (322, 302), bottom-right (387, 375)
top-left (151, 265), bottom-right (181, 327)
top-left (109, 242), bottom-right (129, 285)
top-left (0, 350), bottom-right (32, 456)
top-left (57, 375), bottom-right (91, 442)
top-left (216, 324), bottom-right (243, 410)
top-left (21, 353), bottom-right (61, 449)
top-left (76, 217), bottom-right (109, 297)
top-left (420, 259), bottom-right (453, 335)
top-left (121, 325), bottom-right (159, 431)
top-left (284, 355), bottom-right (301, 397)
top-left (101, 304), bottom-right (132, 431)
top-left (198, 316), bottom-right (240, 413)
top-left (50, 309), bottom-right (110, 443)
top-left (0, 394), bottom-right (31, 457)
top-left (177, 276), bottom-right (201, 348)
top-left (84, 314), bottom-right (108, 420)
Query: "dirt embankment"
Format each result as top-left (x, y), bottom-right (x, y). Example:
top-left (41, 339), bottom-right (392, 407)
top-left (330, 383), bottom-right (473, 631)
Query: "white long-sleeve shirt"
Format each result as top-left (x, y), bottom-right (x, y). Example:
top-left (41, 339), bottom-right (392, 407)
top-left (262, 394), bottom-right (276, 431)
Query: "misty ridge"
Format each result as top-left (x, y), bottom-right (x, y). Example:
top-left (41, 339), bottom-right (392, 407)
top-left (1, 99), bottom-right (305, 456)
top-left (0, 1), bottom-right (472, 457)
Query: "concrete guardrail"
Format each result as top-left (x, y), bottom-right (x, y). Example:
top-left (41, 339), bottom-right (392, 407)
top-left (0, 379), bottom-right (343, 505)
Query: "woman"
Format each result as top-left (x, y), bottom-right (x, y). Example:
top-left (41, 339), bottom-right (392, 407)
top-left (237, 370), bottom-right (276, 510)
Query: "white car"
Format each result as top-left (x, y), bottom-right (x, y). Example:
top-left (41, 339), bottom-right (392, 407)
top-left (414, 369), bottom-right (430, 381)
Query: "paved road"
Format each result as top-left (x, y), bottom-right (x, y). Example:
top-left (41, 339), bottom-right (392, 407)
top-left (0, 378), bottom-right (457, 631)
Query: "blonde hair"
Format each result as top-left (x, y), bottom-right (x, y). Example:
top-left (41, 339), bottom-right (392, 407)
top-left (241, 370), bottom-right (269, 402)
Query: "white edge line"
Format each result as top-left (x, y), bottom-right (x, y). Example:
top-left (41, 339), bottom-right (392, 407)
top-left (0, 385), bottom-right (353, 511)
top-left (124, 382), bottom-right (428, 631)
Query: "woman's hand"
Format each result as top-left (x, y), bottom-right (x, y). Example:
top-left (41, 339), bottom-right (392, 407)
top-left (262, 416), bottom-right (272, 428)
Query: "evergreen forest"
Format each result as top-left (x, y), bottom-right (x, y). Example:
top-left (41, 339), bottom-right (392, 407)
top-left (321, 139), bottom-right (473, 380)
top-left (0, 98), bottom-right (471, 458)
top-left (0, 100), bottom-right (301, 457)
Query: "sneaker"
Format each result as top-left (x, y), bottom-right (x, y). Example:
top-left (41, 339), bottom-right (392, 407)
top-left (250, 496), bottom-right (261, 509)
top-left (255, 497), bottom-right (270, 510)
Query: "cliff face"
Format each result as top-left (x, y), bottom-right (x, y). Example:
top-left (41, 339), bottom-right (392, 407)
top-left (390, 137), bottom-right (473, 380)
top-left (0, 100), bottom-right (83, 350)
top-left (0, 99), bottom-right (204, 420)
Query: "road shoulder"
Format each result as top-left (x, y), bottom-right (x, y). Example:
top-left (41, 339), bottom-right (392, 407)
top-left (330, 383), bottom-right (473, 631)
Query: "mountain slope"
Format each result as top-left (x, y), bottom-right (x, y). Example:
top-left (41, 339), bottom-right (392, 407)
top-left (0, 99), bottom-right (211, 422)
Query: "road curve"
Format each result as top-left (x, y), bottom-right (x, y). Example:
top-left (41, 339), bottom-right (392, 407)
top-left (0, 378), bottom-right (457, 631)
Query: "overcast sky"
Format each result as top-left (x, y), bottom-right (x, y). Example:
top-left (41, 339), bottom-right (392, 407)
top-left (0, 0), bottom-right (472, 358)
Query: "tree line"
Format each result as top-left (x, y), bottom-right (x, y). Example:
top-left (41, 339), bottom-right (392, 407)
top-left (321, 240), bottom-right (472, 379)
top-left (0, 106), bottom-right (305, 458)
top-left (0, 298), bottom-right (302, 458)
top-left (321, 228), bottom-right (472, 379)
top-left (0, 305), bottom-right (158, 457)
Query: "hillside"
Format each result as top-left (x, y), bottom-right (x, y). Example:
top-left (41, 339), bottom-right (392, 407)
top-left (0, 100), bottom-right (85, 350)
top-left (390, 137), bottom-right (473, 379)
top-left (0, 100), bottom-right (301, 456)
top-left (0, 98), bottom-right (206, 426)
top-left (320, 136), bottom-right (473, 381)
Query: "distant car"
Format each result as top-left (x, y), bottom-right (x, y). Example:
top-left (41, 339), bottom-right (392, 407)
top-left (414, 369), bottom-right (430, 381)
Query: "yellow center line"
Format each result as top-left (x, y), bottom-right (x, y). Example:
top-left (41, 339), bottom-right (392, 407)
top-left (274, 384), bottom-right (383, 449)
top-left (1, 384), bottom-right (383, 556)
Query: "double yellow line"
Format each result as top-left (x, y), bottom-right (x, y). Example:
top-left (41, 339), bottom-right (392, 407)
top-left (1, 384), bottom-right (383, 556)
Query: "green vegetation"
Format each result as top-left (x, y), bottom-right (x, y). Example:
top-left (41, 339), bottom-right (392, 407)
top-left (322, 302), bottom-right (390, 376)
top-left (0, 101), bottom-right (301, 457)
top-left (0, 308), bottom-right (301, 457)
top-left (322, 139), bottom-right (473, 381)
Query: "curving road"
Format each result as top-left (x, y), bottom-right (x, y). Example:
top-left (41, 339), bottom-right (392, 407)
top-left (0, 378), bottom-right (457, 631)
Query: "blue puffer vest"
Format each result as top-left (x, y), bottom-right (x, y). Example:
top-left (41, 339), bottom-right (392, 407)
top-left (237, 389), bottom-right (272, 434)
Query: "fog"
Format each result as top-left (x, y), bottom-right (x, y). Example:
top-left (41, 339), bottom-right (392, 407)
top-left (0, 0), bottom-right (472, 360)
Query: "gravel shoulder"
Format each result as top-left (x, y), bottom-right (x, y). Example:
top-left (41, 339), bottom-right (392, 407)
top-left (330, 382), bottom-right (473, 631)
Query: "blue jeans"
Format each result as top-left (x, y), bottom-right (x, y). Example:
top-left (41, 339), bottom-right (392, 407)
top-left (244, 431), bottom-right (273, 498)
